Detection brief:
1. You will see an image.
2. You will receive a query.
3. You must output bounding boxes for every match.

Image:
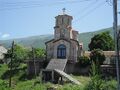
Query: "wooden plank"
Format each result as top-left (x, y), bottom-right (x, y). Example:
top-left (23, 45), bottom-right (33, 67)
top-left (54, 69), bottom-right (82, 85)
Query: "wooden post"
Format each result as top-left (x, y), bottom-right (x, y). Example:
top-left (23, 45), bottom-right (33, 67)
top-left (60, 76), bottom-right (63, 85)
top-left (51, 70), bottom-right (54, 82)
top-left (32, 47), bottom-right (37, 77)
top-left (9, 41), bottom-right (14, 87)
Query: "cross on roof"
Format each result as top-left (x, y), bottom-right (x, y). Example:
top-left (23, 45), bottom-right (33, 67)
top-left (62, 8), bottom-right (66, 15)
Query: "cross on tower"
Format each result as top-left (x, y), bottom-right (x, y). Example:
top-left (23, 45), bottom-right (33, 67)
top-left (62, 8), bottom-right (66, 15)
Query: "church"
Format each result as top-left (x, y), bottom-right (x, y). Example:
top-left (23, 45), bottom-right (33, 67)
top-left (45, 11), bottom-right (82, 62)
top-left (27, 10), bottom-right (83, 75)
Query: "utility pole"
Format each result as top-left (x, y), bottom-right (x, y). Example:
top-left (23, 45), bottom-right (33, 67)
top-left (9, 41), bottom-right (14, 87)
top-left (113, 0), bottom-right (120, 89)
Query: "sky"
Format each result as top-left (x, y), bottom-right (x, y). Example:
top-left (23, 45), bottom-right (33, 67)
top-left (0, 0), bottom-right (120, 40)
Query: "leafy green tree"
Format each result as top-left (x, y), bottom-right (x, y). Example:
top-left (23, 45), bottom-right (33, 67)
top-left (6, 44), bottom-right (28, 69)
top-left (34, 48), bottom-right (45, 59)
top-left (90, 49), bottom-right (105, 65)
top-left (28, 48), bottom-right (46, 59)
top-left (89, 31), bottom-right (114, 51)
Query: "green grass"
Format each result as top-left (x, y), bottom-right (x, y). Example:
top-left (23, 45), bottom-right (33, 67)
top-left (0, 64), bottom-right (8, 77)
top-left (71, 75), bottom-right (90, 85)
top-left (0, 64), bottom-right (117, 90)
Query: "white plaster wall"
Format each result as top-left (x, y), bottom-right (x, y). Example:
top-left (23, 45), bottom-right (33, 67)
top-left (70, 40), bottom-right (79, 62)
top-left (46, 41), bottom-right (54, 60)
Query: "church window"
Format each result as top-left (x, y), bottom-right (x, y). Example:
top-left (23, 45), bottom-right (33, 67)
top-left (57, 44), bottom-right (66, 59)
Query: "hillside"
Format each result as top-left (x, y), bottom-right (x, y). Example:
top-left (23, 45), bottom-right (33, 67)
top-left (0, 26), bottom-right (117, 50)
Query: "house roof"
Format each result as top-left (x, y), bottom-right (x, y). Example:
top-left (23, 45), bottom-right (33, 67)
top-left (45, 38), bottom-right (80, 48)
top-left (45, 39), bottom-right (54, 44)
top-left (70, 39), bottom-right (79, 46)
top-left (53, 38), bottom-right (70, 43)
top-left (0, 45), bottom-right (7, 54)
top-left (46, 59), bottom-right (67, 71)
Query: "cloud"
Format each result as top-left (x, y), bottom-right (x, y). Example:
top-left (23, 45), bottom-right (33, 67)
top-left (1, 33), bottom-right (10, 38)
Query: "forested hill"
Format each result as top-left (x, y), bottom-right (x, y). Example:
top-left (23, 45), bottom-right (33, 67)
top-left (0, 26), bottom-right (119, 50)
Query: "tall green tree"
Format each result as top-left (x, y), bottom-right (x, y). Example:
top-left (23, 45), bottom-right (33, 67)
top-left (89, 31), bottom-right (114, 51)
top-left (6, 44), bottom-right (28, 69)
top-left (5, 42), bottom-right (28, 87)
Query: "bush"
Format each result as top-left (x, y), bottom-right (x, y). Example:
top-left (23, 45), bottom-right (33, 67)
top-left (90, 49), bottom-right (105, 65)
top-left (101, 79), bottom-right (117, 90)
top-left (78, 56), bottom-right (90, 67)
top-left (84, 79), bottom-right (117, 90)
top-left (0, 80), bottom-right (10, 90)
top-left (84, 62), bottom-right (117, 90)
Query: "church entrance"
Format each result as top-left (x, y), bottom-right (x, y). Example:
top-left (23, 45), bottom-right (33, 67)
top-left (57, 44), bottom-right (66, 59)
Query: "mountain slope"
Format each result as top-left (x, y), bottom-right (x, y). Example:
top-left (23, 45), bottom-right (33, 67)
top-left (0, 35), bottom-right (53, 49)
top-left (0, 26), bottom-right (118, 50)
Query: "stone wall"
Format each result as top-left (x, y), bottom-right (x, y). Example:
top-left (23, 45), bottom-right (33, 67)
top-left (65, 62), bottom-right (116, 77)
top-left (65, 62), bottom-right (90, 75)
top-left (27, 60), bottom-right (47, 75)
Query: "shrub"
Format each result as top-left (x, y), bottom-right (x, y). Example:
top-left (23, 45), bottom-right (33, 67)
top-left (84, 62), bottom-right (117, 90)
top-left (90, 49), bottom-right (105, 65)
top-left (78, 56), bottom-right (90, 67)
top-left (0, 80), bottom-right (10, 90)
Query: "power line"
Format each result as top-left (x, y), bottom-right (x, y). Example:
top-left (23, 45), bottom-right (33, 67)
top-left (73, 0), bottom-right (99, 18)
top-left (73, 1), bottom-right (106, 23)
top-left (0, 0), bottom-right (93, 11)
top-left (1, 0), bottom-right (91, 5)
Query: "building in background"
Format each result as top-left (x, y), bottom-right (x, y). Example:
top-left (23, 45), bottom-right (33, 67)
top-left (0, 45), bottom-right (7, 63)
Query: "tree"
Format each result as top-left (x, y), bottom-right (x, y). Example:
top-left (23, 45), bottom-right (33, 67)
top-left (5, 42), bottom-right (28, 87)
top-left (90, 49), bottom-right (105, 65)
top-left (84, 62), bottom-right (102, 90)
top-left (85, 49), bottom-right (105, 90)
top-left (89, 31), bottom-right (114, 51)
top-left (6, 44), bottom-right (28, 70)
top-left (28, 48), bottom-right (46, 59)
top-left (34, 48), bottom-right (45, 59)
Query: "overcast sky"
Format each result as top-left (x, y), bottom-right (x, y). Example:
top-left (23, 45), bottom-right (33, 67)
top-left (0, 0), bottom-right (120, 40)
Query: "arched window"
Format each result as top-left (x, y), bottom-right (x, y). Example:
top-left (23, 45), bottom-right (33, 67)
top-left (57, 44), bottom-right (66, 59)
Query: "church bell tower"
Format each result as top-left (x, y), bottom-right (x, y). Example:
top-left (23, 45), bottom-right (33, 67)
top-left (54, 9), bottom-right (73, 40)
